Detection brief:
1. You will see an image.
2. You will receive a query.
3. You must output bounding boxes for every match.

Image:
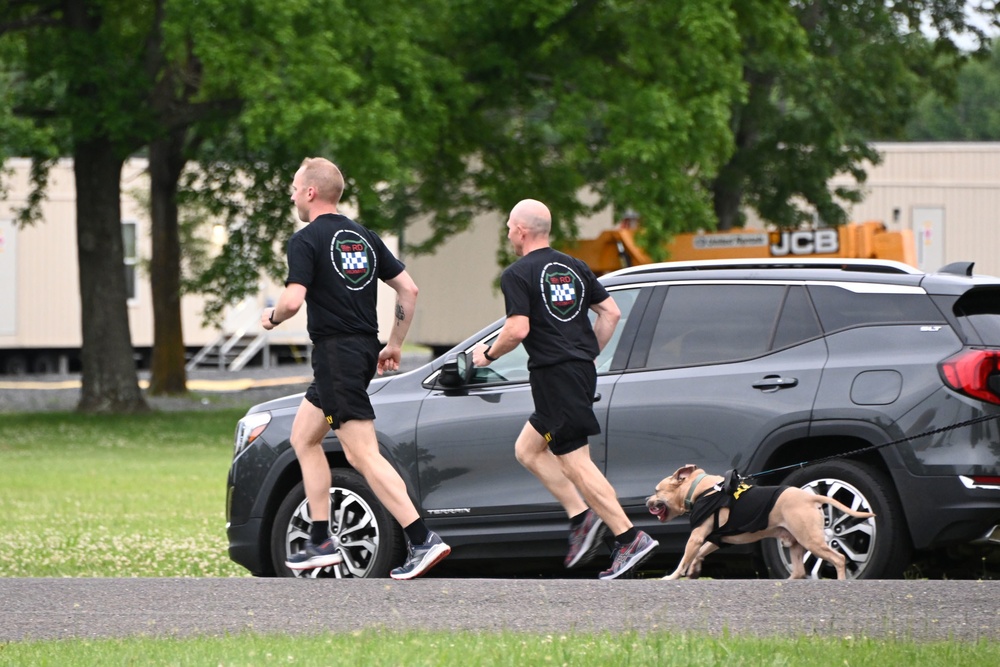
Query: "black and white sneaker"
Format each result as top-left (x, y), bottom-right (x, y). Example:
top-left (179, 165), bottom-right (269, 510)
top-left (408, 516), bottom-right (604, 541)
top-left (390, 531), bottom-right (451, 580)
top-left (285, 536), bottom-right (343, 571)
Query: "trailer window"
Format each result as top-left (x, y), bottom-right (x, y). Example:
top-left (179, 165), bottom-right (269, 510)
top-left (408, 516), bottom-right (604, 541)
top-left (123, 221), bottom-right (137, 301)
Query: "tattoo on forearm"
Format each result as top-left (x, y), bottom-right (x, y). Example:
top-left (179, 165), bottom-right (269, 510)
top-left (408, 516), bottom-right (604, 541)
top-left (395, 303), bottom-right (404, 324)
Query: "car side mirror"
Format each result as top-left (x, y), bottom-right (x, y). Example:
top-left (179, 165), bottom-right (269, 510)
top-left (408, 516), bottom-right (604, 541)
top-left (438, 351), bottom-right (474, 388)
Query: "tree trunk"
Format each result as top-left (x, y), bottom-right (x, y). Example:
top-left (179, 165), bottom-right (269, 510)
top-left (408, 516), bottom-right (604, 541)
top-left (74, 138), bottom-right (149, 413)
top-left (147, 131), bottom-right (189, 395)
top-left (712, 161), bottom-right (745, 231)
top-left (712, 68), bottom-right (771, 231)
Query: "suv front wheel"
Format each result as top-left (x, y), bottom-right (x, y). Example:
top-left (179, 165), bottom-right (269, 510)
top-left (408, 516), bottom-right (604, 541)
top-left (760, 460), bottom-right (911, 579)
top-left (270, 468), bottom-right (404, 578)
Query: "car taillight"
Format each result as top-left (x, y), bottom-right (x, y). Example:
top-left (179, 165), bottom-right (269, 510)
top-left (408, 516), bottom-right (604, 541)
top-left (971, 475), bottom-right (1000, 486)
top-left (939, 349), bottom-right (1000, 405)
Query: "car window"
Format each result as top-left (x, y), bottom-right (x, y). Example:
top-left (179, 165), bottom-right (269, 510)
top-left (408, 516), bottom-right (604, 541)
top-left (953, 288), bottom-right (1000, 345)
top-left (468, 287), bottom-right (641, 385)
top-left (808, 285), bottom-right (945, 333)
top-left (645, 284), bottom-right (786, 368)
top-left (771, 286), bottom-right (823, 350)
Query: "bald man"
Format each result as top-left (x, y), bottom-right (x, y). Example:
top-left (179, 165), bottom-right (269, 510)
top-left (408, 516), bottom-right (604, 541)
top-left (473, 199), bottom-right (658, 579)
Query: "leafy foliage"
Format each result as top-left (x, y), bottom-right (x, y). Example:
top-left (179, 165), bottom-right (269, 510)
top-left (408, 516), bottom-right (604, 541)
top-left (906, 40), bottom-right (1000, 139)
top-left (712, 0), bottom-right (997, 230)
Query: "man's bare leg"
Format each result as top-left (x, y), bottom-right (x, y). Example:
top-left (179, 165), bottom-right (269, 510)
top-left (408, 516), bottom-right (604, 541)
top-left (513, 422), bottom-right (587, 517)
top-left (289, 399), bottom-right (335, 524)
top-left (335, 418), bottom-right (419, 527)
top-left (557, 445), bottom-right (632, 535)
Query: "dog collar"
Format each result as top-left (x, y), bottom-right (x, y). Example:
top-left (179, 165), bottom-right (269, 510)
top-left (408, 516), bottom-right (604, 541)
top-left (684, 473), bottom-right (708, 511)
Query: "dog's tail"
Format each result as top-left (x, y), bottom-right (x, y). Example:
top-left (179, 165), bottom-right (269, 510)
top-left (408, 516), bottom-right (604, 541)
top-left (813, 495), bottom-right (876, 519)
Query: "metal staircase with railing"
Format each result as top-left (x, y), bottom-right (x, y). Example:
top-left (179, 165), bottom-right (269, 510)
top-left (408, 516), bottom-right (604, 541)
top-left (186, 299), bottom-right (273, 372)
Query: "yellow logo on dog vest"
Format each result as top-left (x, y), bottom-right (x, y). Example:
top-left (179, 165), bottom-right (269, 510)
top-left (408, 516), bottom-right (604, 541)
top-left (733, 483), bottom-right (752, 499)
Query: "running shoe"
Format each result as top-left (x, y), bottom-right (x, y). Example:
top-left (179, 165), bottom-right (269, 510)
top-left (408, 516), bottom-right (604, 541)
top-left (564, 509), bottom-right (607, 568)
top-left (285, 536), bottom-right (343, 571)
top-left (598, 531), bottom-right (658, 580)
top-left (390, 531), bottom-right (452, 580)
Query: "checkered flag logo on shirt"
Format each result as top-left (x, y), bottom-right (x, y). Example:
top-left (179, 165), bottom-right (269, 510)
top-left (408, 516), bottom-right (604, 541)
top-left (330, 230), bottom-right (375, 289)
top-left (541, 263), bottom-right (584, 321)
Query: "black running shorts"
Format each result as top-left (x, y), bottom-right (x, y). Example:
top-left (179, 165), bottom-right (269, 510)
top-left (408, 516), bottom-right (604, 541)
top-left (528, 359), bottom-right (601, 455)
top-left (304, 334), bottom-right (380, 429)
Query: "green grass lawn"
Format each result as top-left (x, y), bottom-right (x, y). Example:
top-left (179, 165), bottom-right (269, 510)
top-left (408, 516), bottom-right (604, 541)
top-left (3, 630), bottom-right (1000, 666)
top-left (0, 410), bottom-right (249, 578)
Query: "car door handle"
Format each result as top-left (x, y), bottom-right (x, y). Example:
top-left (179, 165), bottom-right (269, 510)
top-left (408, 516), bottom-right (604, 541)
top-left (752, 376), bottom-right (798, 391)
top-left (592, 393), bottom-right (602, 403)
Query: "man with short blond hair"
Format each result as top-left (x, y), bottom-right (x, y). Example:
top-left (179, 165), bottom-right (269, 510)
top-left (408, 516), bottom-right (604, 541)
top-left (262, 157), bottom-right (450, 580)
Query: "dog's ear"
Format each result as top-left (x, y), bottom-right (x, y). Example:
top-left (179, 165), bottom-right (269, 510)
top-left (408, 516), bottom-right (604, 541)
top-left (672, 464), bottom-right (698, 481)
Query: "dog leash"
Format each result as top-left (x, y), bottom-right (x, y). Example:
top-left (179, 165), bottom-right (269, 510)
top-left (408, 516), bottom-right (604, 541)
top-left (739, 412), bottom-right (1000, 482)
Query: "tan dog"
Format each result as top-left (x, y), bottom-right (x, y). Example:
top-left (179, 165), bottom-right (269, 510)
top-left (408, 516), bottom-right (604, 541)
top-left (646, 464), bottom-right (875, 580)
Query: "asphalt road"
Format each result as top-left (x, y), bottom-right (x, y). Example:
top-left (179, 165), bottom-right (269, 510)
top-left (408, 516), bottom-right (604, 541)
top-left (1, 578), bottom-right (999, 642)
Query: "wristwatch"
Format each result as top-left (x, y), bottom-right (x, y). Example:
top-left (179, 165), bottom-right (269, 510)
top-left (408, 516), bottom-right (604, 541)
top-left (483, 345), bottom-right (498, 362)
top-left (268, 309), bottom-right (280, 326)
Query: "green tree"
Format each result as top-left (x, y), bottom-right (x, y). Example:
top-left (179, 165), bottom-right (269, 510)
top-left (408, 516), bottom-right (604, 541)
top-left (712, 0), bottom-right (997, 231)
top-left (906, 40), bottom-right (1000, 140)
top-left (178, 0), bottom-right (471, 326)
top-left (1, 0), bottom-right (462, 399)
top-left (149, 0), bottom-right (458, 394)
top-left (1, 0), bottom-right (161, 413)
top-left (411, 0), bottom-right (747, 256)
top-left (190, 1), bottom-right (749, 306)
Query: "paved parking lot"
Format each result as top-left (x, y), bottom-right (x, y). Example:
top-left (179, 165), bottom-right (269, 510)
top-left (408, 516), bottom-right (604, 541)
top-left (0, 352), bottom-right (433, 413)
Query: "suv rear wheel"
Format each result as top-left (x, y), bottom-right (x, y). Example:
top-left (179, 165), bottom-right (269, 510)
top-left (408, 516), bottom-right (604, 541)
top-left (760, 460), bottom-right (911, 579)
top-left (270, 469), bottom-right (404, 578)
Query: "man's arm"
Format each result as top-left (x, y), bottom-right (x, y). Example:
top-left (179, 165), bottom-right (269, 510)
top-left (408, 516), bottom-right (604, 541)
top-left (473, 314), bottom-right (529, 366)
top-left (261, 283), bottom-right (307, 330)
top-left (590, 296), bottom-right (621, 352)
top-left (377, 270), bottom-right (419, 374)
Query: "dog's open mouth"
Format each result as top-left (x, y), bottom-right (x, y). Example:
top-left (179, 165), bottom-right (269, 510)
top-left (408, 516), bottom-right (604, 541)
top-left (648, 501), bottom-right (669, 523)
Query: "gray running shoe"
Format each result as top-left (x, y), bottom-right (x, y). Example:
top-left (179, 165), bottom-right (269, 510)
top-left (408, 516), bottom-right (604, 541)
top-left (285, 536), bottom-right (343, 571)
top-left (565, 509), bottom-right (607, 568)
top-left (598, 531), bottom-right (658, 580)
top-left (390, 531), bottom-right (452, 580)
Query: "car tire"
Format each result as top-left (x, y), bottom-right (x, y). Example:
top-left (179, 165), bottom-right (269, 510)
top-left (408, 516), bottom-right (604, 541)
top-left (270, 468), bottom-right (405, 578)
top-left (760, 459), bottom-right (911, 580)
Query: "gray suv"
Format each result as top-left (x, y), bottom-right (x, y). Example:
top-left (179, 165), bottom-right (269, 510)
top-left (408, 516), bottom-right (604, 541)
top-left (226, 258), bottom-right (1000, 579)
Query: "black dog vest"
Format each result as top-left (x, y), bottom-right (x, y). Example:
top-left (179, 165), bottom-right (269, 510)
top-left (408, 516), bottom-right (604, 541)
top-left (689, 484), bottom-right (789, 546)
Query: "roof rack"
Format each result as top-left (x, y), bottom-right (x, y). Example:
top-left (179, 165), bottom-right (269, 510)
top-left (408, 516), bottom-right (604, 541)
top-left (603, 257), bottom-right (923, 279)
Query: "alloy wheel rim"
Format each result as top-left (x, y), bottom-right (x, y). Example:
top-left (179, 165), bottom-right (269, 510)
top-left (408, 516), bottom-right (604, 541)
top-left (775, 477), bottom-right (877, 579)
top-left (284, 485), bottom-right (382, 578)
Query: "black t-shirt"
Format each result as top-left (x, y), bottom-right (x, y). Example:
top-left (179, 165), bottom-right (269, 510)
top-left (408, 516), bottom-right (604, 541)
top-left (285, 213), bottom-right (404, 339)
top-left (500, 247), bottom-right (610, 368)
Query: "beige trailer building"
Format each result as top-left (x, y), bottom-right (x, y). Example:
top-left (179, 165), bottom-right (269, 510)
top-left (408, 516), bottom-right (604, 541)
top-left (0, 158), bottom-right (405, 375)
top-left (0, 158), bottom-right (316, 375)
top-left (4, 143), bottom-right (1000, 371)
top-left (406, 142), bottom-right (1000, 353)
top-left (832, 142), bottom-right (1000, 277)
